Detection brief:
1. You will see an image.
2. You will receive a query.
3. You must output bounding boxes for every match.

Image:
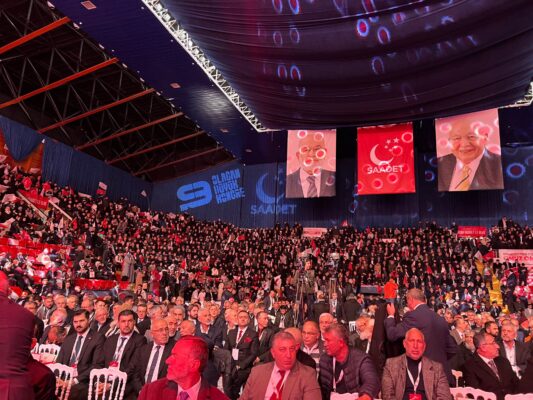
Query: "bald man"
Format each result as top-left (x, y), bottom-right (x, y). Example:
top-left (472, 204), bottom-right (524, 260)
top-left (437, 115), bottom-right (503, 191)
top-left (286, 131), bottom-right (336, 198)
top-left (0, 271), bottom-right (36, 399)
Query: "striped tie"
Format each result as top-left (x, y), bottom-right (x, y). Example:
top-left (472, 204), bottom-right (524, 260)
top-left (306, 176), bottom-right (318, 197)
top-left (454, 165), bottom-right (471, 191)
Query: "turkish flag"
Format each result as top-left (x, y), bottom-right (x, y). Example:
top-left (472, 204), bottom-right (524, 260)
top-left (357, 123), bottom-right (415, 195)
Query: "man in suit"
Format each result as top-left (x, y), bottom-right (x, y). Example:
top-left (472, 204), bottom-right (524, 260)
top-left (499, 321), bottom-right (530, 378)
top-left (0, 271), bottom-right (35, 400)
top-left (329, 292), bottom-right (343, 321)
top-left (450, 317), bottom-right (468, 345)
top-left (195, 307), bottom-right (223, 386)
top-left (385, 288), bottom-right (457, 383)
top-left (437, 116), bottom-right (503, 191)
top-left (131, 318), bottom-right (175, 394)
top-left (311, 292), bottom-right (329, 323)
top-left (136, 304), bottom-right (151, 336)
top-left (224, 310), bottom-right (259, 400)
top-left (240, 331), bottom-right (321, 400)
top-left (138, 336), bottom-right (229, 400)
top-left (36, 294), bottom-right (55, 321)
top-left (381, 328), bottom-right (451, 400)
top-left (89, 306), bottom-right (111, 335)
top-left (56, 309), bottom-right (105, 394)
top-left (274, 305), bottom-right (295, 329)
top-left (342, 294), bottom-right (362, 325)
top-left (463, 331), bottom-right (519, 400)
top-left (286, 131), bottom-right (335, 198)
top-left (72, 309), bottom-right (147, 399)
top-left (254, 311), bottom-right (276, 364)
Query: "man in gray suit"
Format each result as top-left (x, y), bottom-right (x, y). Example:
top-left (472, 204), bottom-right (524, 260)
top-left (382, 328), bottom-right (451, 400)
top-left (286, 131), bottom-right (335, 198)
top-left (239, 332), bottom-right (320, 400)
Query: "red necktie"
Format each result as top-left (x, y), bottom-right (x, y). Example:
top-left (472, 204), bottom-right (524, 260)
top-left (237, 329), bottom-right (243, 343)
top-left (270, 370), bottom-right (286, 400)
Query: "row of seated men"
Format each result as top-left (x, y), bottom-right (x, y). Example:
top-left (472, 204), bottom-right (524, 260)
top-left (37, 300), bottom-right (533, 400)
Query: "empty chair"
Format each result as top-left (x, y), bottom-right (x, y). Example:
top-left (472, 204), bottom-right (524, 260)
top-left (38, 344), bottom-right (61, 363)
top-left (88, 368), bottom-right (127, 400)
top-left (47, 363), bottom-right (74, 400)
top-left (450, 387), bottom-right (497, 400)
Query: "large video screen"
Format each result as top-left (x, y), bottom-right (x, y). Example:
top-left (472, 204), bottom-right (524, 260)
top-left (436, 108), bottom-right (504, 192)
top-left (286, 129), bottom-right (336, 198)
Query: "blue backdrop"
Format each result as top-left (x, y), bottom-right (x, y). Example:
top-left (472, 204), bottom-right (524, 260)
top-left (152, 148), bottom-right (532, 228)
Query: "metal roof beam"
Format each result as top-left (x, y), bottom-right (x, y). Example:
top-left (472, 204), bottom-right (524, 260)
top-left (0, 16), bottom-right (70, 55)
top-left (108, 130), bottom-right (204, 164)
top-left (0, 57), bottom-right (118, 110)
top-left (76, 112), bottom-right (182, 150)
top-left (38, 88), bottom-right (155, 133)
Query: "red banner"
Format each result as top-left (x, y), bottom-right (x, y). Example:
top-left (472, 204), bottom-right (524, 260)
top-left (357, 123), bottom-right (415, 195)
top-left (457, 226), bottom-right (487, 238)
top-left (20, 190), bottom-right (49, 209)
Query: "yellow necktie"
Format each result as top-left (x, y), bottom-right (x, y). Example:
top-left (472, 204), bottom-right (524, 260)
top-left (455, 165), bottom-right (471, 191)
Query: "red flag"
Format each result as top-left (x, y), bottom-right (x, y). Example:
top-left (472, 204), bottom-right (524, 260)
top-left (357, 123), bottom-right (415, 195)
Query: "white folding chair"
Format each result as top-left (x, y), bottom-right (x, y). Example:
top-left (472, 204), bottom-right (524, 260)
top-left (47, 363), bottom-right (74, 400)
top-left (504, 395), bottom-right (533, 400)
top-left (450, 387), bottom-right (497, 400)
top-left (451, 369), bottom-right (463, 387)
top-left (88, 368), bottom-right (127, 400)
top-left (38, 344), bottom-right (61, 362)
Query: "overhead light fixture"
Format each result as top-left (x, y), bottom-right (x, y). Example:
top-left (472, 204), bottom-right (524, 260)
top-left (170, 82), bottom-right (181, 89)
top-left (142, 0), bottom-right (271, 132)
top-left (81, 1), bottom-right (96, 10)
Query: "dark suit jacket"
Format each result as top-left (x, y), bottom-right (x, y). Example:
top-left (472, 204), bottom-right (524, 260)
top-left (131, 339), bottom-right (175, 392)
top-left (138, 377), bottom-right (229, 400)
top-left (56, 329), bottom-right (105, 383)
top-left (0, 293), bottom-right (35, 400)
top-left (499, 340), bottom-right (530, 375)
top-left (437, 150), bottom-right (504, 191)
top-left (286, 168), bottom-right (336, 198)
top-left (257, 328), bottom-right (276, 363)
top-left (223, 327), bottom-right (259, 370)
top-left (137, 317), bottom-right (151, 336)
top-left (384, 304), bottom-right (457, 382)
top-left (463, 354), bottom-right (519, 400)
top-left (274, 312), bottom-right (295, 329)
top-left (342, 299), bottom-right (361, 322)
top-left (90, 318), bottom-right (112, 335)
top-left (311, 302), bottom-right (329, 323)
top-left (329, 300), bottom-right (343, 321)
top-left (28, 359), bottom-right (56, 400)
top-left (103, 332), bottom-right (147, 375)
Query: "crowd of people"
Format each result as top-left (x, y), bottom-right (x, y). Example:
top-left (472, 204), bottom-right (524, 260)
top-left (0, 162), bottom-right (533, 399)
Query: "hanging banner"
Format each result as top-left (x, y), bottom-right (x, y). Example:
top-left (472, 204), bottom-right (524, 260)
top-left (357, 123), bottom-right (415, 195)
top-left (0, 128), bottom-right (43, 174)
top-left (302, 227), bottom-right (328, 238)
top-left (457, 226), bottom-right (487, 238)
top-left (19, 189), bottom-right (49, 210)
top-left (436, 108), bottom-right (503, 192)
top-left (286, 129), bottom-right (336, 198)
top-left (497, 249), bottom-right (533, 267)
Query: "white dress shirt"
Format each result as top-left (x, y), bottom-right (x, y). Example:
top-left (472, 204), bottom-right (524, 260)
top-left (264, 365), bottom-right (290, 400)
top-left (145, 343), bottom-right (165, 383)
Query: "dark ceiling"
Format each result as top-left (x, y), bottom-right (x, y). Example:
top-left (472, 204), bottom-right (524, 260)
top-left (0, 0), bottom-right (234, 181)
top-left (1, 0), bottom-right (532, 183)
